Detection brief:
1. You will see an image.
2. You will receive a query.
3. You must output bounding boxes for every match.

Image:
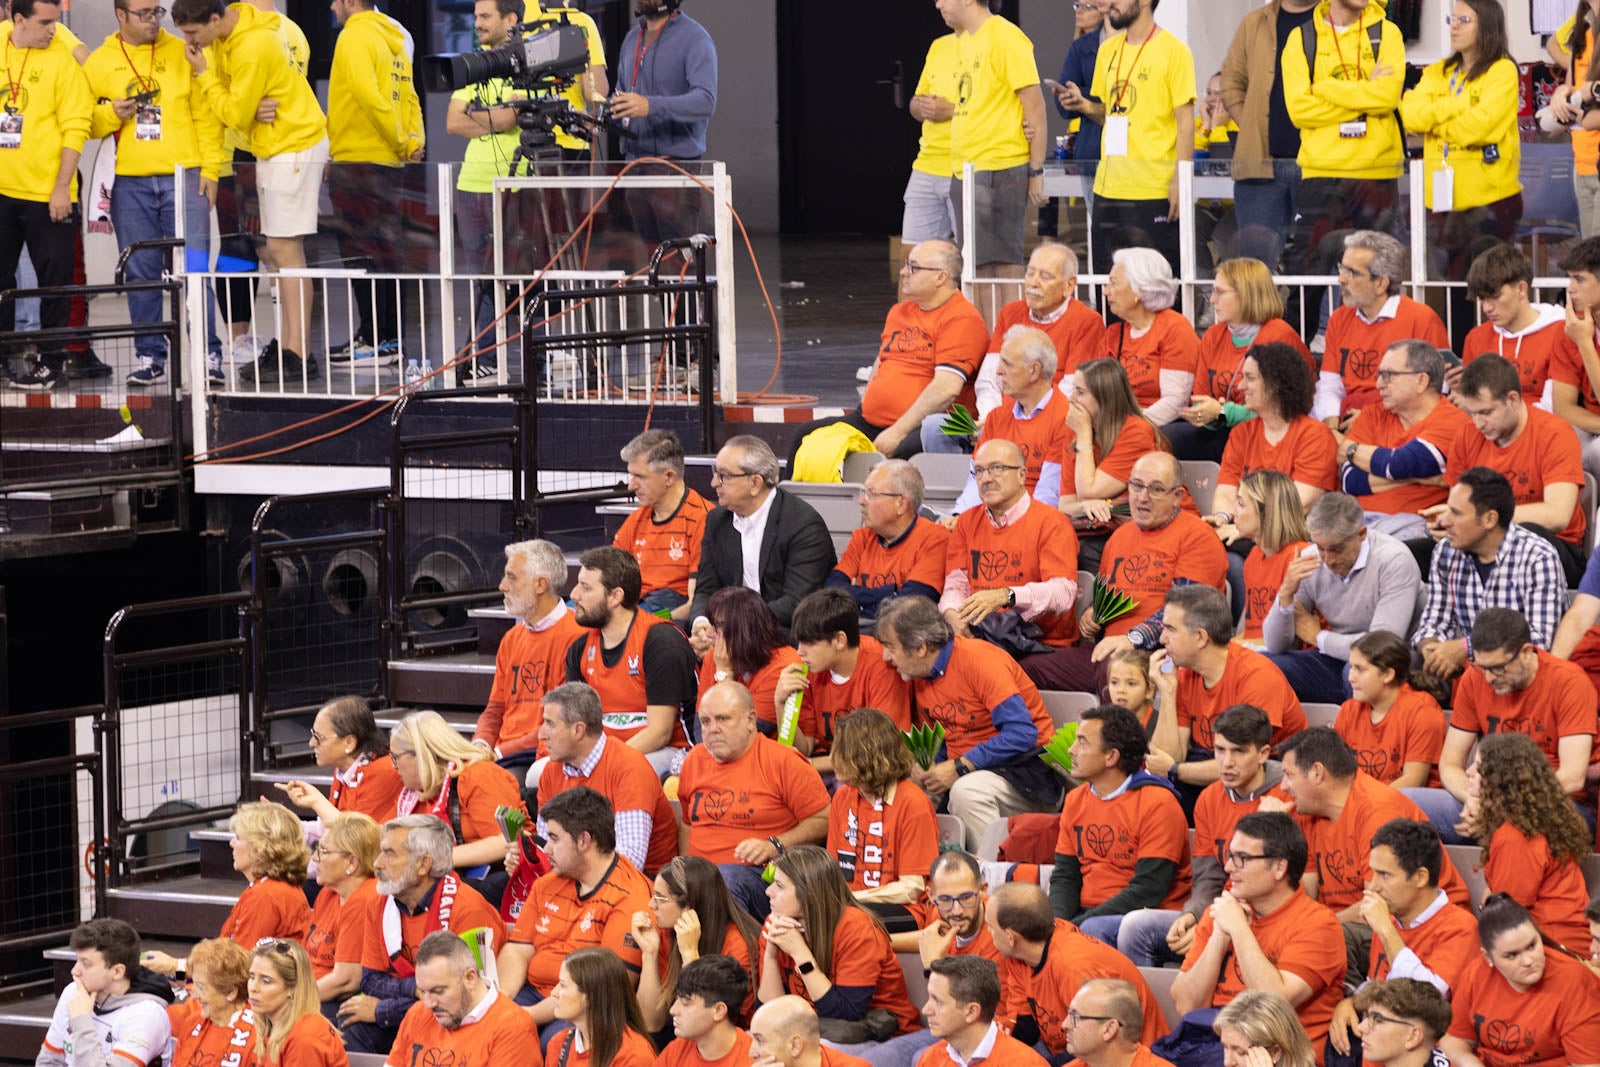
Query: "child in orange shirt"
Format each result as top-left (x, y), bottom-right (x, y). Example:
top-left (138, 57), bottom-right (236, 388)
top-left (1336, 631), bottom-right (1448, 788)
top-left (1104, 647), bottom-right (1157, 737)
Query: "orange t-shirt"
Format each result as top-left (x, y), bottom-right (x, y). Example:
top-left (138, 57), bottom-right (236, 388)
top-left (1099, 512), bottom-right (1229, 637)
top-left (306, 879), bottom-right (377, 980)
top-left (1484, 822), bottom-right (1592, 950)
top-left (1194, 319), bottom-right (1313, 401)
top-left (1192, 777), bottom-right (1293, 875)
top-left (825, 780), bottom-right (941, 894)
top-left (260, 1012), bottom-right (346, 1067)
top-left (1323, 297), bottom-right (1449, 399)
top-left (989, 297), bottom-right (1107, 385)
top-left (220, 877), bottom-right (312, 948)
top-left (1240, 542), bottom-right (1306, 641)
top-left (1553, 329), bottom-right (1600, 415)
top-left (835, 518), bottom-right (950, 603)
top-left (1219, 415), bottom-right (1339, 492)
top-left (436, 758), bottom-right (528, 846)
top-left (697, 646), bottom-right (804, 727)
top-left (538, 735), bottom-right (680, 875)
top-left (360, 876), bottom-right (507, 976)
top-left (980, 388), bottom-right (1072, 496)
top-left (1295, 773), bottom-right (1470, 911)
top-left (911, 636), bottom-right (1053, 761)
top-left (653, 1028), bottom-right (754, 1067)
top-left (1183, 890), bottom-right (1346, 1052)
top-left (573, 611), bottom-right (693, 748)
top-left (863, 293), bottom-right (990, 427)
top-left (1577, 28), bottom-right (1600, 177)
top-left (1332, 687), bottom-right (1447, 787)
top-left (1061, 1049), bottom-right (1171, 1067)
top-left (1177, 643), bottom-right (1306, 749)
top-left (1344, 396), bottom-right (1472, 515)
top-left (1102, 309), bottom-right (1200, 408)
top-left (480, 609), bottom-right (587, 757)
top-left (384, 992), bottom-right (540, 1067)
top-left (508, 854), bottom-right (654, 993)
top-left (766, 906), bottom-right (922, 1035)
top-left (1448, 948), bottom-right (1600, 1067)
top-left (1445, 404), bottom-right (1586, 545)
top-left (1057, 415), bottom-right (1174, 501)
top-left (1367, 893), bottom-right (1478, 984)
top-left (652, 924), bottom-right (758, 1023)
top-left (168, 1001), bottom-right (257, 1067)
top-left (919, 1030), bottom-right (1054, 1067)
top-left (998, 919), bottom-right (1168, 1053)
top-left (1451, 651), bottom-right (1599, 797)
top-left (946, 498), bottom-right (1081, 645)
top-left (563, 1028), bottom-right (656, 1067)
top-left (1463, 320), bottom-right (1566, 403)
top-left (820, 1049), bottom-right (873, 1067)
top-left (326, 754), bottom-right (404, 824)
top-left (796, 635), bottom-right (914, 757)
top-left (1055, 778), bottom-right (1192, 911)
top-left (614, 488), bottom-right (712, 599)
top-left (678, 734), bottom-right (831, 865)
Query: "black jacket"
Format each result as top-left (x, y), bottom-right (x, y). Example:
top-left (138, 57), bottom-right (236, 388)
top-left (690, 488), bottom-right (836, 627)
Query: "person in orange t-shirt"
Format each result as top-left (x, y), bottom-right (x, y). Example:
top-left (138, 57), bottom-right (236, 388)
top-left (781, 589), bottom-right (914, 772)
top-left (987, 883), bottom-right (1168, 1054)
top-left (652, 955), bottom-right (754, 1067)
top-left (306, 813), bottom-right (379, 1011)
top-left (1051, 707), bottom-right (1192, 949)
top-left (758, 846), bottom-right (922, 1036)
top-left (1213, 344), bottom-right (1340, 525)
top-left (1234, 470), bottom-right (1309, 642)
top-left (248, 940), bottom-right (349, 1067)
top-left (918, 956), bottom-right (1051, 1067)
top-left (167, 938), bottom-right (258, 1067)
top-left (1469, 732), bottom-right (1595, 952)
top-left (615, 429), bottom-right (712, 621)
top-left (1102, 249), bottom-right (1199, 428)
top-left (1350, 820), bottom-right (1478, 1000)
top-left (1443, 895), bottom-right (1600, 1067)
top-left (1060, 977), bottom-right (1173, 1067)
top-left (830, 461), bottom-right (949, 618)
top-left (386, 930), bottom-right (540, 1067)
top-left (694, 588), bottom-right (803, 728)
top-left (548, 948), bottom-right (658, 1067)
top-left (943, 326), bottom-right (1071, 507)
top-left (1336, 632), bottom-right (1448, 789)
top-left (678, 683), bottom-right (831, 920)
top-left (748, 996), bottom-right (874, 1067)
top-left (476, 539), bottom-right (587, 759)
top-left (275, 696), bottom-right (404, 827)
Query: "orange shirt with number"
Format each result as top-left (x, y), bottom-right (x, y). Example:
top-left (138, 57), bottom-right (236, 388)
top-left (1445, 404), bottom-right (1586, 545)
top-left (862, 293), bottom-right (990, 427)
top-left (1483, 822), bottom-right (1591, 950)
top-left (1099, 512), bottom-right (1229, 637)
top-left (507, 854), bottom-right (655, 993)
top-left (1332, 686), bottom-right (1447, 787)
top-left (797, 635), bottom-right (914, 758)
top-left (1055, 778), bottom-right (1192, 911)
top-left (614, 488), bottom-right (712, 599)
top-left (1448, 947), bottom-right (1600, 1067)
top-left (825, 780), bottom-right (940, 894)
top-left (946, 499), bottom-right (1080, 645)
top-left (1176, 643), bottom-right (1306, 749)
top-left (1240, 542), bottom-right (1307, 641)
top-left (678, 734), bottom-right (831, 865)
top-left (1344, 397), bottom-right (1471, 516)
top-left (480, 609), bottom-right (587, 758)
top-left (1219, 415), bottom-right (1339, 492)
top-left (1102, 310), bottom-right (1199, 409)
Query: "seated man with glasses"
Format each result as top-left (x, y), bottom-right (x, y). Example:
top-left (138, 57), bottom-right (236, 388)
top-left (1021, 451), bottom-right (1228, 696)
top-left (938, 438), bottom-right (1080, 653)
top-left (784, 239), bottom-right (989, 473)
top-left (1403, 607), bottom-right (1598, 845)
top-left (1163, 812), bottom-right (1346, 1064)
top-left (826, 459), bottom-right (949, 619)
top-left (1061, 979), bottom-right (1166, 1067)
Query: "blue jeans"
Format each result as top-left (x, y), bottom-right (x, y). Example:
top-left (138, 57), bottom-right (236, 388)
top-left (1405, 786), bottom-right (1599, 844)
top-left (720, 862), bottom-right (772, 921)
top-left (1078, 913), bottom-right (1124, 947)
top-left (1263, 649), bottom-right (1351, 706)
top-left (15, 249), bottom-right (38, 331)
top-left (1231, 161), bottom-right (1301, 270)
top-left (111, 171), bottom-right (220, 368)
top-left (639, 588), bottom-right (687, 615)
top-left (861, 1030), bottom-right (937, 1067)
top-left (1116, 907), bottom-right (1184, 967)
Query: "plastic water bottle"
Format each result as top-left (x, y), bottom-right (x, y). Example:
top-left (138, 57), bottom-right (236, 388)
top-left (420, 357), bottom-right (435, 390)
top-left (404, 359), bottom-right (422, 391)
top-left (777, 664), bottom-right (807, 746)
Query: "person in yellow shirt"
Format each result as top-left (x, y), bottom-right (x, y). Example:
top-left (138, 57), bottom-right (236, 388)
top-left (902, 10), bottom-right (960, 257)
top-left (174, 0), bottom-right (328, 387)
top-left (525, 1), bottom-right (607, 160)
top-left (85, 0), bottom-right (228, 387)
top-left (1195, 72), bottom-right (1238, 154)
top-left (0, 0), bottom-right (93, 392)
top-left (1057, 0), bottom-right (1195, 275)
top-left (1550, 4), bottom-right (1600, 237)
top-left (942, 0), bottom-right (1046, 282)
top-left (325, 0), bottom-right (423, 367)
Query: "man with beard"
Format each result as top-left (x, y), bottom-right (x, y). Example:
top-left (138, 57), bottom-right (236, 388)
top-left (565, 545), bottom-right (698, 776)
top-left (345, 815), bottom-right (506, 1053)
top-left (383, 930), bottom-right (538, 1066)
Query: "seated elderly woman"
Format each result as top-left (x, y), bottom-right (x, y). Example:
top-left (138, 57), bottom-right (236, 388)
top-left (1101, 247), bottom-right (1199, 429)
top-left (305, 812), bottom-right (380, 1016)
top-left (274, 695), bottom-right (403, 825)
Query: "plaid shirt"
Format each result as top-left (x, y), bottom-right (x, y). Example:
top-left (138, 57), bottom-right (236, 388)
top-left (537, 734), bottom-right (654, 872)
top-left (1413, 524), bottom-right (1566, 651)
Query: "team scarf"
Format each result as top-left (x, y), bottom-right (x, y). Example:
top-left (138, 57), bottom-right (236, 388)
top-left (381, 870), bottom-right (462, 978)
top-left (394, 763), bottom-right (459, 836)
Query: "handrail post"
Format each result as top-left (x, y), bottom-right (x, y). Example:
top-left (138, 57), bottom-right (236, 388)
top-left (101, 611), bottom-right (125, 889)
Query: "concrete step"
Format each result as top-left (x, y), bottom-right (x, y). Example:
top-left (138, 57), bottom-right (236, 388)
top-left (0, 991), bottom-right (57, 1055)
top-left (387, 654), bottom-right (495, 708)
top-left (191, 829), bottom-right (239, 879)
top-left (466, 605), bottom-right (514, 655)
top-left (374, 706), bottom-right (479, 737)
top-left (107, 874), bottom-right (245, 939)
top-left (44, 937), bottom-right (195, 992)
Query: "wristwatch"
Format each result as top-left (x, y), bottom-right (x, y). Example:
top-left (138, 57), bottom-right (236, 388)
top-left (1344, 440), bottom-right (1359, 464)
top-left (768, 835), bottom-right (785, 856)
top-left (1005, 588), bottom-right (1017, 608)
top-left (955, 758), bottom-right (972, 777)
top-left (1026, 166), bottom-right (1044, 177)
top-left (797, 960), bottom-right (817, 975)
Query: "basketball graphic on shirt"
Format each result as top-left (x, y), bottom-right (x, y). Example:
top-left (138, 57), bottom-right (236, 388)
top-left (1355, 747), bottom-right (1389, 782)
top-left (1342, 347), bottom-right (1381, 384)
top-left (418, 1048), bottom-right (458, 1067)
top-left (1477, 1017), bottom-right (1526, 1054)
top-left (883, 324), bottom-right (934, 356)
top-left (1106, 80), bottom-right (1137, 113)
top-left (1081, 823), bottom-right (1116, 859)
top-left (973, 550), bottom-right (1011, 583)
top-left (123, 78), bottom-right (162, 104)
top-left (0, 85), bottom-right (27, 112)
top-left (1318, 848), bottom-right (1353, 892)
top-left (1245, 586), bottom-right (1274, 627)
top-left (696, 788), bottom-right (735, 822)
top-left (1120, 554), bottom-right (1151, 584)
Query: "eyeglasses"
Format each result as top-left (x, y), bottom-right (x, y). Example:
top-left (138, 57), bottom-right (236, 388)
top-left (649, 892), bottom-right (678, 906)
top-left (1066, 1010), bottom-right (1119, 1027)
top-left (858, 488), bottom-right (904, 501)
top-left (1447, 14), bottom-right (1474, 25)
top-left (901, 260), bottom-right (943, 275)
top-left (1474, 653), bottom-right (1521, 677)
top-left (1360, 1010), bottom-right (1411, 1029)
top-left (1374, 368), bottom-right (1425, 383)
top-left (308, 730), bottom-right (329, 746)
top-left (931, 891), bottom-right (981, 910)
top-left (123, 6), bottom-right (167, 20)
top-left (1337, 264), bottom-right (1374, 279)
top-left (312, 845), bottom-right (350, 859)
top-left (710, 468), bottom-right (756, 484)
top-left (389, 748), bottom-right (415, 763)
top-left (1126, 480), bottom-right (1178, 497)
top-left (1223, 851), bottom-right (1270, 868)
top-left (970, 463), bottom-right (1024, 479)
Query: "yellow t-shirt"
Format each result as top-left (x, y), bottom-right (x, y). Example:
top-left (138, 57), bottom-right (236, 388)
top-left (1555, 13), bottom-right (1577, 57)
top-left (453, 77), bottom-right (522, 193)
top-left (1090, 26), bottom-right (1196, 201)
top-left (1195, 119), bottom-right (1237, 152)
top-left (524, 4), bottom-right (605, 153)
top-left (0, 25), bottom-right (92, 202)
top-left (950, 14), bottom-right (1035, 172)
top-left (912, 32), bottom-right (960, 178)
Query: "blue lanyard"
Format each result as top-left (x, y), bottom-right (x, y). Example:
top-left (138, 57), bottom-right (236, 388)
top-left (1442, 68), bottom-right (1466, 163)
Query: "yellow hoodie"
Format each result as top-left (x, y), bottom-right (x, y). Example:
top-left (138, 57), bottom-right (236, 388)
top-left (1281, 1), bottom-right (1405, 181)
top-left (0, 24), bottom-right (92, 203)
top-left (195, 2), bottom-right (325, 159)
top-left (328, 9), bottom-right (422, 163)
top-left (85, 29), bottom-right (225, 180)
top-left (1399, 56), bottom-right (1521, 211)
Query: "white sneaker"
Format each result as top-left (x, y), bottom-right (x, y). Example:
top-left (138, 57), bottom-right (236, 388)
top-left (230, 333), bottom-right (262, 365)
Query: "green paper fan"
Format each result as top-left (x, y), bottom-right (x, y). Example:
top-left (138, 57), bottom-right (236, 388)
top-left (1040, 721), bottom-right (1080, 775)
top-left (1091, 575), bottom-right (1139, 626)
top-left (495, 804), bottom-right (526, 843)
top-left (904, 723), bottom-right (947, 769)
top-left (939, 403), bottom-right (979, 438)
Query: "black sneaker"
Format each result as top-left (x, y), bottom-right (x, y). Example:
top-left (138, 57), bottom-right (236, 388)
top-left (238, 341), bottom-right (321, 385)
top-left (8, 360), bottom-right (64, 391)
top-left (65, 348), bottom-right (114, 379)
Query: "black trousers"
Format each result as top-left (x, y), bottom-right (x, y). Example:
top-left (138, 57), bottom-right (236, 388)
top-left (0, 192), bottom-right (75, 352)
top-left (1090, 196), bottom-right (1179, 276)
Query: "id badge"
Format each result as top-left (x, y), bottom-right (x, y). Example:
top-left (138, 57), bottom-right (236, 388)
top-left (135, 102), bottom-right (162, 141)
top-left (0, 109), bottom-right (21, 149)
top-left (1431, 165), bottom-right (1454, 212)
top-left (1103, 115), bottom-right (1130, 157)
top-left (1338, 118), bottom-right (1367, 138)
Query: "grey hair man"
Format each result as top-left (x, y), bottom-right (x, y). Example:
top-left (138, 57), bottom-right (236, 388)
top-left (945, 326), bottom-right (1069, 515)
top-left (615, 428), bottom-right (711, 621)
top-left (826, 459), bottom-right (946, 618)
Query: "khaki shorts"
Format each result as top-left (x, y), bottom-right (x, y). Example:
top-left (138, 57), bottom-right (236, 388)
top-left (951, 161), bottom-right (1029, 268)
top-left (257, 138), bottom-right (329, 239)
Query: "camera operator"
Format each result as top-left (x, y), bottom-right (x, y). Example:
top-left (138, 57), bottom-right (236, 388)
top-left (610, 0), bottom-right (716, 246)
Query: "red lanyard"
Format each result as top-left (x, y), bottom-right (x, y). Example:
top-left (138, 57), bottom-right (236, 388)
top-left (1327, 15), bottom-right (1363, 81)
top-left (118, 37), bottom-right (158, 95)
top-left (5, 40), bottom-right (32, 112)
top-left (1109, 27), bottom-right (1157, 114)
top-left (631, 20), bottom-right (665, 88)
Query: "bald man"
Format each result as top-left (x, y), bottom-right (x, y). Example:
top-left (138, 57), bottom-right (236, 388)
top-left (1062, 979), bottom-right (1171, 1067)
top-left (749, 996), bottom-right (871, 1067)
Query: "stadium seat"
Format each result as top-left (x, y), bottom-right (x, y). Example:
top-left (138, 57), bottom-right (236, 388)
top-left (1137, 965), bottom-right (1183, 1027)
top-left (1445, 844), bottom-right (1486, 910)
top-left (1304, 703), bottom-right (1340, 729)
top-left (936, 814), bottom-right (966, 850)
top-left (1042, 690), bottom-right (1098, 728)
top-left (1179, 461), bottom-right (1220, 516)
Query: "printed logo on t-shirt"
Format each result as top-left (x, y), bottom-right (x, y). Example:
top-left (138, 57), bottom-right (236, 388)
top-left (923, 698), bottom-right (989, 735)
top-left (687, 787), bottom-right (756, 826)
top-left (1245, 585), bottom-right (1274, 628)
top-left (1315, 847), bottom-right (1358, 895)
top-left (883, 325), bottom-right (935, 363)
top-left (1354, 745), bottom-right (1397, 781)
top-left (668, 536), bottom-right (687, 561)
top-left (1483, 714), bottom-right (1546, 744)
top-left (971, 549), bottom-right (1020, 583)
top-left (1072, 822), bottom-right (1124, 860)
top-left (1028, 996), bottom-right (1066, 1051)
top-left (1472, 1014), bottom-right (1538, 1057)
top-left (1337, 346), bottom-right (1382, 385)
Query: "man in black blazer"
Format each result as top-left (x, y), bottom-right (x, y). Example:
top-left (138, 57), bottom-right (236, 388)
top-left (689, 435), bottom-right (836, 634)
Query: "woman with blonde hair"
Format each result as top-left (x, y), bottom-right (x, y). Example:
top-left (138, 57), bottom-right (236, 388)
top-left (389, 710), bottom-right (527, 894)
top-left (549, 947), bottom-right (656, 1067)
top-left (1101, 247), bottom-right (1199, 428)
top-left (167, 938), bottom-right (256, 1067)
top-left (1213, 989), bottom-right (1315, 1067)
top-left (306, 812), bottom-right (380, 1012)
top-left (1235, 470), bottom-right (1309, 642)
top-left (1172, 257), bottom-right (1312, 462)
top-left (824, 708), bottom-right (940, 931)
top-left (274, 695), bottom-right (403, 824)
top-left (249, 939), bottom-right (347, 1067)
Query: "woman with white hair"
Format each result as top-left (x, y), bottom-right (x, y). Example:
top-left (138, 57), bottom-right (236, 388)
top-left (1102, 247), bottom-right (1199, 428)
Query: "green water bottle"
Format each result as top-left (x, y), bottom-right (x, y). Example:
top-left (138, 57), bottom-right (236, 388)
top-left (777, 663), bottom-right (807, 746)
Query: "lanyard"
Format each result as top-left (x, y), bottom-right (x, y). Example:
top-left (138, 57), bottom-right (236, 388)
top-left (1442, 68), bottom-right (1467, 163)
top-left (1327, 15), bottom-right (1363, 82)
top-left (4, 40), bottom-right (31, 113)
top-left (630, 19), bottom-right (666, 89)
top-left (118, 36), bottom-right (158, 95)
top-left (1109, 27), bottom-right (1157, 114)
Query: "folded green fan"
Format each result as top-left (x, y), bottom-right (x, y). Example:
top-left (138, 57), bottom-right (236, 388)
top-left (904, 723), bottom-right (946, 770)
top-left (458, 927), bottom-right (496, 984)
top-left (495, 805), bottom-right (526, 843)
top-left (1092, 575), bottom-right (1139, 626)
top-left (1040, 722), bottom-right (1080, 775)
top-left (939, 404), bottom-right (979, 438)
